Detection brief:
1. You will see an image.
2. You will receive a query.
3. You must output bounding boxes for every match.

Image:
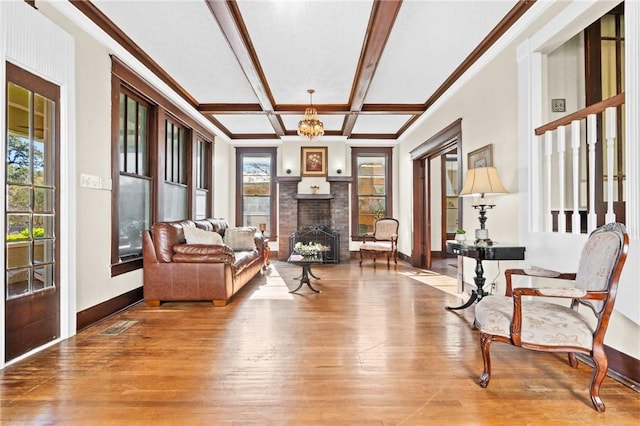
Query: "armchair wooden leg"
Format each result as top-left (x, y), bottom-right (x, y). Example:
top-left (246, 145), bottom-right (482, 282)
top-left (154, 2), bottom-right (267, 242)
top-left (589, 346), bottom-right (608, 412)
top-left (146, 300), bottom-right (160, 307)
top-left (567, 352), bottom-right (578, 368)
top-left (479, 333), bottom-right (492, 388)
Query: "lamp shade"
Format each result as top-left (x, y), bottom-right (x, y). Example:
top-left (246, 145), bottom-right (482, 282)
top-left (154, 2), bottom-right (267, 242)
top-left (460, 166), bottom-right (508, 197)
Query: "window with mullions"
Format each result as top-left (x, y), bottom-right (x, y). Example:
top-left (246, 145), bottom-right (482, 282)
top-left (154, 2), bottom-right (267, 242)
top-left (5, 81), bottom-right (58, 298)
top-left (117, 90), bottom-right (151, 263)
top-left (111, 57), bottom-right (216, 275)
top-left (352, 147), bottom-right (392, 237)
top-left (163, 119), bottom-right (187, 221)
top-left (194, 137), bottom-right (211, 220)
top-left (236, 148), bottom-right (276, 238)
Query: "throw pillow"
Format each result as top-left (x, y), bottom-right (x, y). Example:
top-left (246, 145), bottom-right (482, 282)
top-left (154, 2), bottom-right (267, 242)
top-left (183, 226), bottom-right (223, 245)
top-left (223, 227), bottom-right (257, 251)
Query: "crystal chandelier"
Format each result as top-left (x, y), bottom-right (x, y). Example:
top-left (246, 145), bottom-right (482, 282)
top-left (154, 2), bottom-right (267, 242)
top-left (297, 89), bottom-right (324, 139)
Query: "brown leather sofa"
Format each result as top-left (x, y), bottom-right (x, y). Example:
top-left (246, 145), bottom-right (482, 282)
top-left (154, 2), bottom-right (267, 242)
top-left (142, 218), bottom-right (265, 306)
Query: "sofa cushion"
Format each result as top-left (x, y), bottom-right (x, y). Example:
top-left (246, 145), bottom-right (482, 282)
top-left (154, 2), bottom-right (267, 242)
top-left (233, 250), bottom-right (260, 272)
top-left (173, 244), bottom-right (233, 256)
top-left (172, 244), bottom-right (234, 264)
top-left (205, 219), bottom-right (230, 237)
top-left (184, 226), bottom-right (223, 245)
top-left (152, 220), bottom-right (194, 263)
top-left (224, 227), bottom-right (257, 251)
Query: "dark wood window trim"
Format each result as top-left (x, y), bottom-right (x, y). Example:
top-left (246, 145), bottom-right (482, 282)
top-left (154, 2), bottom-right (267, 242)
top-left (193, 134), bottom-right (213, 220)
top-left (235, 147), bottom-right (277, 241)
top-left (164, 117), bottom-right (187, 185)
top-left (350, 147), bottom-right (393, 239)
top-left (584, 5), bottom-right (625, 225)
top-left (110, 56), bottom-right (215, 276)
top-left (161, 116), bottom-right (190, 221)
top-left (110, 80), bottom-right (156, 276)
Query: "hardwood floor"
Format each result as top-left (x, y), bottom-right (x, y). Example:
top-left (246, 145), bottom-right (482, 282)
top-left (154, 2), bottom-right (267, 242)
top-left (2, 260), bottom-right (639, 425)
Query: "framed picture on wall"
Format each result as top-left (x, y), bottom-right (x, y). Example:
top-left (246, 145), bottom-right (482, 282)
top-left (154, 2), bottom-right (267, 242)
top-left (467, 144), bottom-right (493, 169)
top-left (301, 146), bottom-right (327, 177)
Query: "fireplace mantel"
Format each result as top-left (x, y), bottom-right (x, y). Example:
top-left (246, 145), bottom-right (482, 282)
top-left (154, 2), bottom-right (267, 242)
top-left (294, 194), bottom-right (334, 200)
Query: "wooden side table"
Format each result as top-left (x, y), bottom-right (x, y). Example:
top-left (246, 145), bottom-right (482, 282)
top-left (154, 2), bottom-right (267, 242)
top-left (445, 240), bottom-right (525, 310)
top-left (263, 239), bottom-right (271, 269)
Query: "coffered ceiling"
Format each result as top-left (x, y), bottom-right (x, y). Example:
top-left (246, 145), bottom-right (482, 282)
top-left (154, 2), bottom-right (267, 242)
top-left (70, 0), bottom-right (533, 143)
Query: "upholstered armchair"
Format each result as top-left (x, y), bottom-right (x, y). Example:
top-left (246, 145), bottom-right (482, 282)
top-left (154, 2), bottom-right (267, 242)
top-left (359, 217), bottom-right (399, 266)
top-left (474, 222), bottom-right (629, 412)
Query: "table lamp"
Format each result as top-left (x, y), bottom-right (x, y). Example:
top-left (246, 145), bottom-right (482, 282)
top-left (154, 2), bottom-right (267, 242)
top-left (459, 166), bottom-right (508, 245)
top-left (259, 223), bottom-right (267, 235)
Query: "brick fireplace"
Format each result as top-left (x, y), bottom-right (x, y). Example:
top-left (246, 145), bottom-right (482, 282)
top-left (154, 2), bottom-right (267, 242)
top-left (277, 177), bottom-right (351, 262)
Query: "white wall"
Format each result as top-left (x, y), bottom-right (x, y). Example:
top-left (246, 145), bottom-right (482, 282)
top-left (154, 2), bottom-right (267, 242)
top-left (213, 138), bottom-right (232, 221)
top-left (35, 2), bottom-right (146, 311)
top-left (546, 33), bottom-right (587, 208)
top-left (546, 33), bottom-right (586, 119)
top-left (429, 157), bottom-right (442, 248)
top-left (280, 139), bottom-right (349, 178)
top-left (398, 43), bottom-right (521, 289)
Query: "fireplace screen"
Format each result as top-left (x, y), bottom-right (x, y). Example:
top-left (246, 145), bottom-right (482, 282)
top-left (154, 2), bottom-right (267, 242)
top-left (289, 226), bottom-right (340, 264)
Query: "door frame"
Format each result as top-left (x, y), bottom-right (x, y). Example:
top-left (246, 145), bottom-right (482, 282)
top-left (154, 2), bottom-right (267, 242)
top-left (1, 1), bottom-right (76, 366)
top-left (410, 119), bottom-right (462, 269)
top-left (5, 62), bottom-right (61, 362)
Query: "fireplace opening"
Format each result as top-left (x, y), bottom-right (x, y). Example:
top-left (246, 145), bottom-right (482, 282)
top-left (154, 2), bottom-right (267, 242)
top-left (297, 199), bottom-right (330, 230)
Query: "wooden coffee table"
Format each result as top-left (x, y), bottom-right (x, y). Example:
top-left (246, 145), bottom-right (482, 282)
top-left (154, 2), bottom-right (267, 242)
top-left (287, 254), bottom-right (323, 293)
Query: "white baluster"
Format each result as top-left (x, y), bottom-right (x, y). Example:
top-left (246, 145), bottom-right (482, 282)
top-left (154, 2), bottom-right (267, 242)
top-left (587, 114), bottom-right (597, 232)
top-left (532, 135), bottom-right (541, 232)
top-left (605, 107), bottom-right (616, 223)
top-left (545, 131), bottom-right (553, 232)
top-left (557, 126), bottom-right (566, 233)
top-left (571, 120), bottom-right (581, 233)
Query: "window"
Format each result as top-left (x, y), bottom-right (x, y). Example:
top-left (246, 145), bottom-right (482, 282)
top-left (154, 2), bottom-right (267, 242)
top-left (236, 147), bottom-right (276, 238)
top-left (5, 80), bottom-right (58, 297)
top-left (110, 57), bottom-right (215, 275)
top-left (352, 147), bottom-right (392, 237)
top-left (116, 89), bottom-right (151, 264)
top-left (194, 137), bottom-right (212, 220)
top-left (163, 118), bottom-right (187, 221)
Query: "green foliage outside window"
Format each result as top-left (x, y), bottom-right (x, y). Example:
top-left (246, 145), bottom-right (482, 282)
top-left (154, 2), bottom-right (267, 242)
top-left (6, 227), bottom-right (45, 241)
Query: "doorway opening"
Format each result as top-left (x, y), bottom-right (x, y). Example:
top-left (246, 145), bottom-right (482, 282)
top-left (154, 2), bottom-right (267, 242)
top-left (410, 119), bottom-right (462, 270)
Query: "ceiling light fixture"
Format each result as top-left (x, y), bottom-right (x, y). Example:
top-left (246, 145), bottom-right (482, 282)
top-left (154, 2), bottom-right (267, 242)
top-left (297, 89), bottom-right (324, 140)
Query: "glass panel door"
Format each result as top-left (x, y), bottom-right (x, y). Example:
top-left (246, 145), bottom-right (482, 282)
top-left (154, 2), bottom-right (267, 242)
top-left (5, 63), bottom-right (60, 361)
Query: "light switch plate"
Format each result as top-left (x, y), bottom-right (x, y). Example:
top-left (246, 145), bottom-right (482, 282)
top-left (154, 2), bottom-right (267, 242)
top-left (80, 173), bottom-right (101, 189)
top-left (551, 98), bottom-right (566, 112)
